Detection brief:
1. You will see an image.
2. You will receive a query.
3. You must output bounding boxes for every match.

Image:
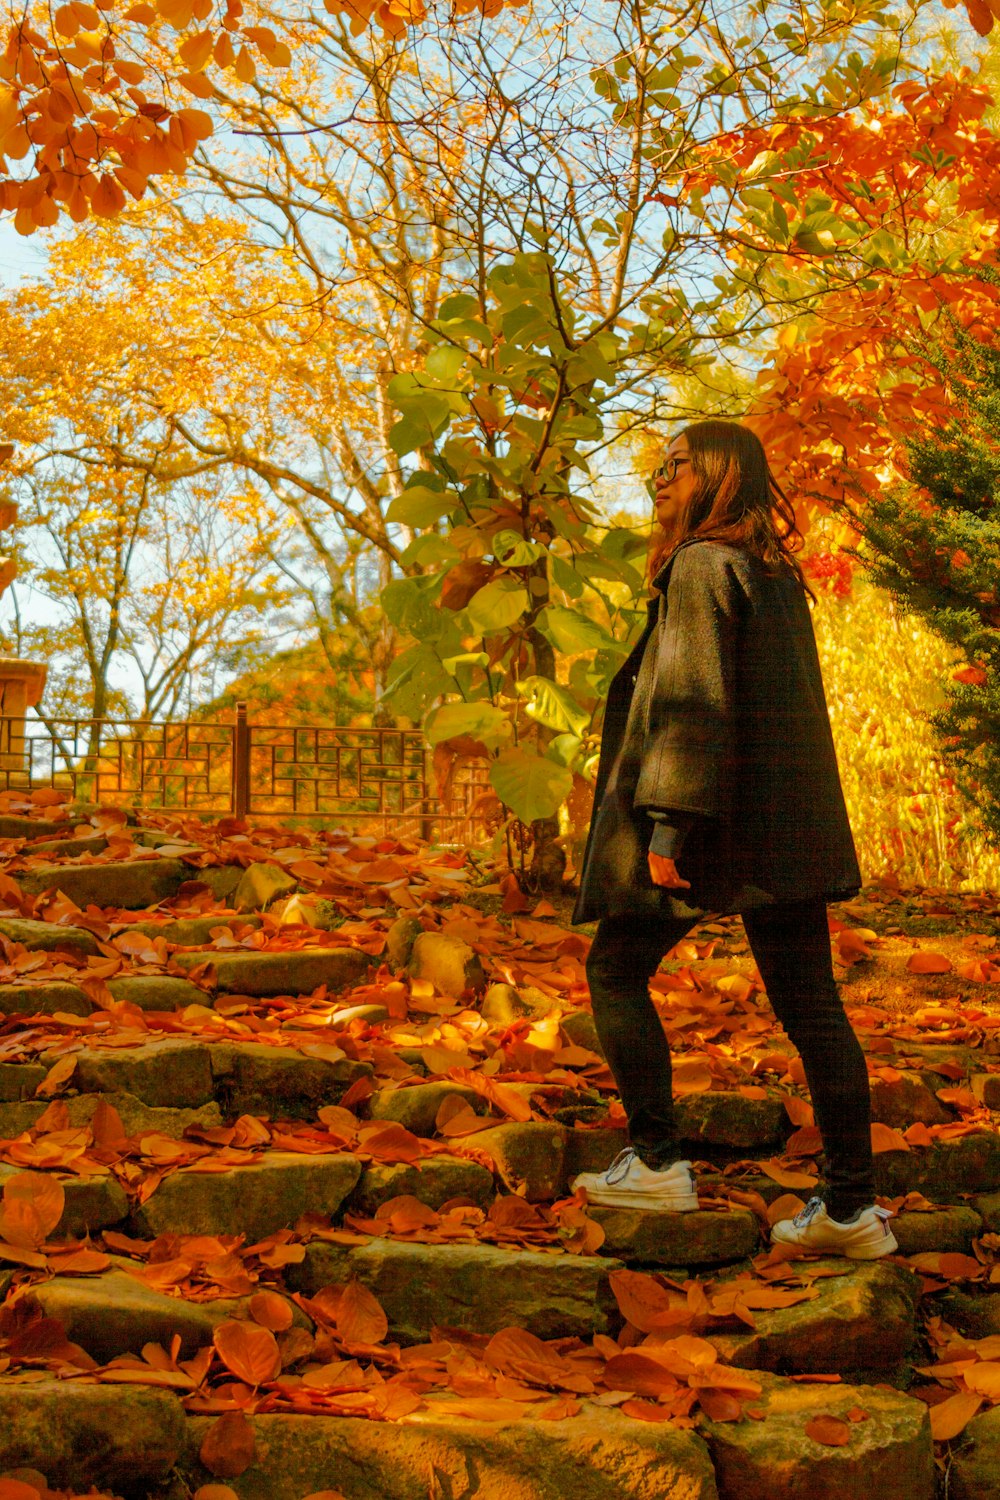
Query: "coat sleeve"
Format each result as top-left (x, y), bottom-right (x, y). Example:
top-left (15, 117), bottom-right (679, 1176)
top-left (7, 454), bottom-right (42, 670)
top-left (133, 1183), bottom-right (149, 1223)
top-left (647, 809), bottom-right (701, 858)
top-left (633, 544), bottom-right (745, 819)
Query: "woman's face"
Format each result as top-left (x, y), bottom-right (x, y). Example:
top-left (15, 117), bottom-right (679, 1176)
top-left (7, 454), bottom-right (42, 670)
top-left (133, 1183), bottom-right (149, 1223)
top-left (652, 435), bottom-right (697, 530)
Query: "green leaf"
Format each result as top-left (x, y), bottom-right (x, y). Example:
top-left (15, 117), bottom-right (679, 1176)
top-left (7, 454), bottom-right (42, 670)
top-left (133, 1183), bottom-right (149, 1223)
top-left (490, 747), bottom-right (573, 823)
top-left (381, 643), bottom-right (453, 719)
top-left (602, 528), bottom-right (650, 562)
top-left (492, 529), bottom-right (547, 567)
top-left (386, 484), bottom-right (459, 528)
top-left (425, 701), bottom-right (510, 748)
top-left (547, 732), bottom-right (582, 767)
top-left (438, 293), bottom-right (480, 319)
top-left (515, 675), bottom-right (589, 736)
top-left (381, 575), bottom-right (443, 636)
top-left (466, 578), bottom-right (530, 633)
top-left (426, 345), bottom-right (469, 382)
top-left (537, 604), bottom-right (619, 655)
top-left (400, 534), bottom-right (460, 568)
top-left (549, 553), bottom-right (585, 600)
top-left (442, 651), bottom-right (489, 676)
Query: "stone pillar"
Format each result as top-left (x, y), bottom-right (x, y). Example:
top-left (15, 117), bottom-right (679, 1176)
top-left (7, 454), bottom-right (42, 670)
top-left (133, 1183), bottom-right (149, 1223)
top-left (0, 475), bottom-right (48, 776)
top-left (0, 657), bottom-right (46, 774)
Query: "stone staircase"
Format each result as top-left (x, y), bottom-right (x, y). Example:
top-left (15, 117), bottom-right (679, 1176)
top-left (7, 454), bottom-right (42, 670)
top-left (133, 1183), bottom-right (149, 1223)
top-left (0, 809), bottom-right (999, 1497)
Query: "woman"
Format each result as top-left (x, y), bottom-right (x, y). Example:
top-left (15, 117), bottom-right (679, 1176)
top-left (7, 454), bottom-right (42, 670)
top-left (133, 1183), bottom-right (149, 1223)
top-left (570, 420), bottom-right (897, 1260)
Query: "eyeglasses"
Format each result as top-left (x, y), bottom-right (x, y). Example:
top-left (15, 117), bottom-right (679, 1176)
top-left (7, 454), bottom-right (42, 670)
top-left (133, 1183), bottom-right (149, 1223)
top-left (658, 455), bottom-right (690, 483)
top-left (646, 454), bottom-right (690, 496)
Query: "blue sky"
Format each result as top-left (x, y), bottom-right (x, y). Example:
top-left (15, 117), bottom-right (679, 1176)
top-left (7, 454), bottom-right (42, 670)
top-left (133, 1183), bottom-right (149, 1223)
top-left (0, 219), bottom-right (49, 287)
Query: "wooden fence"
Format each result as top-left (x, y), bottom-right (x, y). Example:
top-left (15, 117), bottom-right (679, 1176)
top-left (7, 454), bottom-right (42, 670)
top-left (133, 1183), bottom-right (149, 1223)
top-left (0, 702), bottom-right (493, 843)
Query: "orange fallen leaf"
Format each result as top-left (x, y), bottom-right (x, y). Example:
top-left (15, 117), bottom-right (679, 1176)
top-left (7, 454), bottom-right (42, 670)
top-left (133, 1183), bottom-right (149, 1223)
top-left (672, 1059), bottom-right (713, 1095)
top-left (608, 1269), bottom-right (680, 1333)
top-left (248, 1291), bottom-right (293, 1332)
top-left (805, 1414), bottom-right (852, 1446)
top-left (35, 1054), bottom-right (77, 1098)
top-left (782, 1096), bottom-right (815, 1128)
top-left (194, 1487), bottom-right (242, 1500)
top-left (907, 952), bottom-right (953, 975)
top-left (870, 1123), bottom-right (910, 1153)
top-left (0, 1171), bottom-right (65, 1248)
top-left (766, 1194), bottom-right (806, 1227)
top-left (336, 1280), bottom-right (389, 1346)
top-left (929, 1389), bottom-right (984, 1442)
top-left (199, 1410), bottom-right (256, 1479)
top-left (0, 1481), bottom-right (43, 1500)
top-left (962, 1361), bottom-right (1000, 1399)
top-left (784, 1125), bottom-right (823, 1155)
top-left (756, 1161), bottom-right (818, 1191)
top-left (697, 1389), bottom-right (744, 1421)
top-left (619, 1397), bottom-right (679, 1422)
top-left (603, 1351), bottom-right (682, 1397)
top-left (212, 1321), bottom-right (281, 1387)
top-left (49, 1247), bottom-right (111, 1274)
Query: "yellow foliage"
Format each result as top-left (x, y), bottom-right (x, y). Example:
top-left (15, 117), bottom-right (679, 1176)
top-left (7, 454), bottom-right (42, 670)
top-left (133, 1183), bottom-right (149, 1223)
top-left (813, 568), bottom-right (1000, 892)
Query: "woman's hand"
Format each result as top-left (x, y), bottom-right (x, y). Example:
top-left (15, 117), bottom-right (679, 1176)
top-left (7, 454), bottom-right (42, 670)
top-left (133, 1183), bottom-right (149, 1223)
top-left (648, 851), bottom-right (692, 889)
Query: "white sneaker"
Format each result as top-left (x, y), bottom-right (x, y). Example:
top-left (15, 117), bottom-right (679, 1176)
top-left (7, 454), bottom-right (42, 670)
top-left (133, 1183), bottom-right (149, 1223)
top-left (770, 1196), bottom-right (898, 1260)
top-left (570, 1147), bottom-right (700, 1210)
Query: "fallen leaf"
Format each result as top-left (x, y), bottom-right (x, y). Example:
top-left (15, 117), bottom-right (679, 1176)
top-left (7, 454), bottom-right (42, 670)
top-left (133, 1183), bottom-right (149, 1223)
top-left (212, 1321), bottom-right (281, 1387)
top-left (199, 1411), bottom-right (256, 1479)
top-left (672, 1059), bottom-right (713, 1095)
top-left (336, 1281), bottom-right (389, 1346)
top-left (247, 1291), bottom-right (293, 1332)
top-left (35, 1055), bottom-right (77, 1098)
top-left (962, 1361), bottom-right (1000, 1399)
top-left (782, 1097), bottom-right (815, 1127)
top-left (804, 1414), bottom-right (852, 1445)
top-left (0, 1481), bottom-right (43, 1500)
top-left (929, 1390), bottom-right (984, 1442)
top-left (0, 1171), bottom-right (65, 1248)
top-left (907, 952), bottom-right (953, 975)
top-left (870, 1123), bottom-right (910, 1153)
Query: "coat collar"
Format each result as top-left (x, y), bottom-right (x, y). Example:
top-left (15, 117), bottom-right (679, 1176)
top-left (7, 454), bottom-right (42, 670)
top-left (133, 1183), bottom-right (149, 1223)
top-left (650, 536), bottom-right (705, 595)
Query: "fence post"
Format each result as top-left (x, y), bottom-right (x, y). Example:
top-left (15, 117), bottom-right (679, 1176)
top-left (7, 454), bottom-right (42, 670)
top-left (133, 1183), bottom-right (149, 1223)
top-left (232, 701), bottom-right (250, 820)
top-left (420, 745), bottom-right (434, 845)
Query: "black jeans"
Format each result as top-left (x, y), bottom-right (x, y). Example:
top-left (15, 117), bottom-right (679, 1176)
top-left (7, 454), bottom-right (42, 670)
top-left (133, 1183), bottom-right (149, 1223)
top-left (586, 895), bottom-right (875, 1221)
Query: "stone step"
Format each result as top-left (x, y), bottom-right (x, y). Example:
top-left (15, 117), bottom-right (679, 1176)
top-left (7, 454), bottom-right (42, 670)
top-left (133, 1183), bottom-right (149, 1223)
top-left (30, 1036), bottom-right (372, 1114)
top-left (14, 857), bottom-right (188, 909)
top-left (0, 1378), bottom-right (185, 1492)
top-left (29, 1267), bottom-right (307, 1362)
top-left (698, 1370), bottom-right (934, 1500)
top-left (286, 1238), bottom-right (624, 1343)
top-left (0, 814), bottom-right (74, 839)
top-left (950, 1406), bottom-right (1000, 1498)
top-left (708, 1258), bottom-right (920, 1380)
top-left (0, 1090), bottom-right (224, 1141)
top-left (130, 1150), bottom-right (363, 1239)
top-left (590, 1204), bottom-right (760, 1266)
top-left (875, 1130), bottom-right (1000, 1199)
top-left (176, 1402), bottom-right (718, 1500)
top-left (170, 944), bottom-right (371, 995)
top-left (0, 1163), bottom-right (127, 1236)
top-left (0, 981), bottom-right (93, 1017)
top-left (0, 917), bottom-right (100, 955)
top-left (126, 912), bottom-right (264, 945)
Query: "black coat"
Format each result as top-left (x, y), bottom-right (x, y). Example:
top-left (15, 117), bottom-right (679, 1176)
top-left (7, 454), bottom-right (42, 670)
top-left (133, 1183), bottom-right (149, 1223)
top-left (572, 537), bottom-right (862, 924)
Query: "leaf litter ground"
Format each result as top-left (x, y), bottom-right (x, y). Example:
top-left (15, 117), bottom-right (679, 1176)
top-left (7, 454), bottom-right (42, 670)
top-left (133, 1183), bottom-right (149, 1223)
top-left (0, 795), bottom-right (999, 1493)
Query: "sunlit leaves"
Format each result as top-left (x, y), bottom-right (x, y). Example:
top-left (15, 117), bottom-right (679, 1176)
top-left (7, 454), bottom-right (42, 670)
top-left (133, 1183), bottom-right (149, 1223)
top-left (489, 747), bottom-right (573, 824)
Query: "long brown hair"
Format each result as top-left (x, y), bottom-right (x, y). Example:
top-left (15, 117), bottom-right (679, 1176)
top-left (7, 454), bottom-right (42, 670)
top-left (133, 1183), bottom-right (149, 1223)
top-left (648, 420), bottom-right (817, 605)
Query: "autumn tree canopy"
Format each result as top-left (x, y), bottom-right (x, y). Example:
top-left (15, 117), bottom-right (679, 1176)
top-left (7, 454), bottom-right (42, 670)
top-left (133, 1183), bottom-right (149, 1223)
top-left (2, 0), bottom-right (999, 873)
